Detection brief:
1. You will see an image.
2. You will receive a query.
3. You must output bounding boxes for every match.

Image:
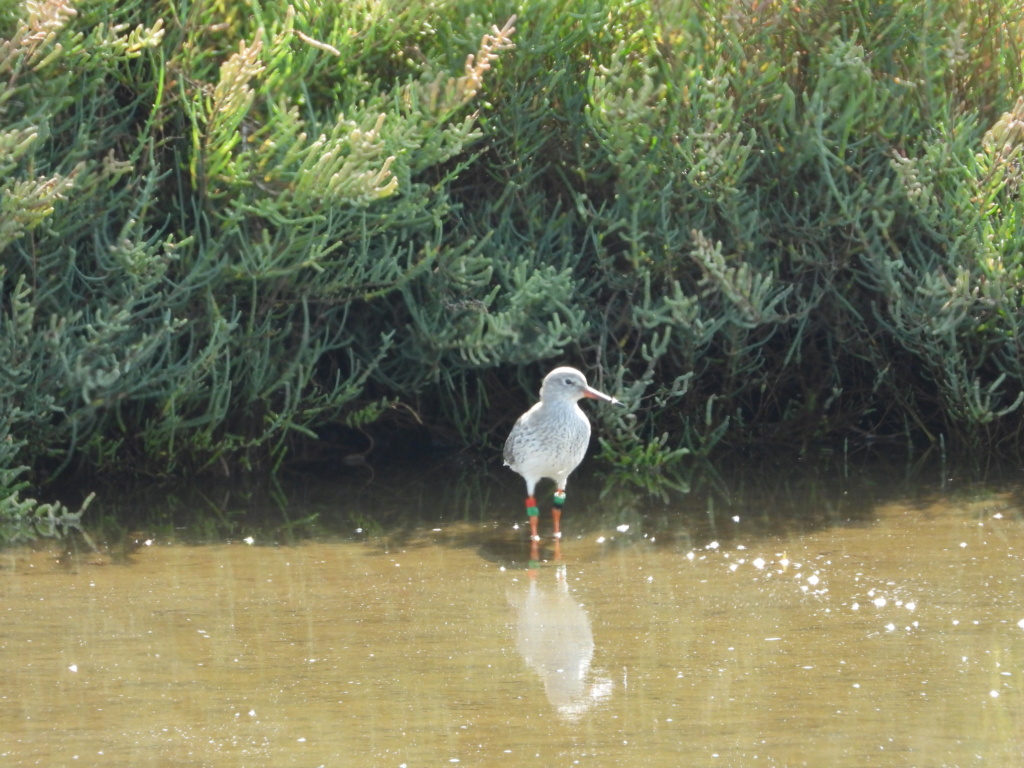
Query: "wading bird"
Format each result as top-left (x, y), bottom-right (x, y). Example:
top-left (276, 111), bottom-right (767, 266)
top-left (504, 367), bottom-right (622, 540)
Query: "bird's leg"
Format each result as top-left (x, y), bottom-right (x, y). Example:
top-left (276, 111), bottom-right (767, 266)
top-left (526, 496), bottom-right (540, 541)
top-left (552, 489), bottom-right (566, 539)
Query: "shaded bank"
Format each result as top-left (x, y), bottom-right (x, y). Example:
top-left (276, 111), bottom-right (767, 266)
top-left (30, 447), bottom-right (1024, 558)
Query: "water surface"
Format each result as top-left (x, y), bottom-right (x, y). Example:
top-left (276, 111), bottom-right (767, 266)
top-left (3, 458), bottom-right (1023, 766)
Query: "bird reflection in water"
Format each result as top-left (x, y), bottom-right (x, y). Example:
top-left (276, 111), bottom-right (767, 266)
top-left (507, 539), bottom-right (612, 719)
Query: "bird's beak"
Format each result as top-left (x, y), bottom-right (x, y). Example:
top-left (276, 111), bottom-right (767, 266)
top-left (583, 387), bottom-right (623, 406)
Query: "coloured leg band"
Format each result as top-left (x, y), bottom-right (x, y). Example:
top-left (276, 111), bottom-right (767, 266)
top-left (526, 496), bottom-right (539, 517)
top-left (553, 489), bottom-right (566, 506)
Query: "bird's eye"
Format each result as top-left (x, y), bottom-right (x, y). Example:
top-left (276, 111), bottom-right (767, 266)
top-left (564, 378), bottom-right (575, 386)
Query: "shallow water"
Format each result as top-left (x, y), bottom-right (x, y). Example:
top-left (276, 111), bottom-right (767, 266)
top-left (3, 458), bottom-right (1024, 766)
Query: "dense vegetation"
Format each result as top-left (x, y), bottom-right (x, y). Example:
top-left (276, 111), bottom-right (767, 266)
top-left (2, 0), bottom-right (1023, 538)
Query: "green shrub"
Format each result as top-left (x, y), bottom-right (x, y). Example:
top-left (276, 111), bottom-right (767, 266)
top-left (1, 0), bottom-right (1023, 511)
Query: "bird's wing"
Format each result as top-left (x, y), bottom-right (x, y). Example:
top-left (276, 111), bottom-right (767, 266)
top-left (502, 423), bottom-right (520, 467)
top-left (503, 406), bottom-right (537, 468)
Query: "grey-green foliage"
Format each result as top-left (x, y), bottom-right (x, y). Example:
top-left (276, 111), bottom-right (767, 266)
top-left (554, 0), bottom-right (1024, 461)
top-left (2, 0), bottom-right (1024, 510)
top-left (0, 400), bottom-right (94, 545)
top-left (0, 0), bottom-right (518, 487)
top-left (878, 108), bottom-right (1024, 439)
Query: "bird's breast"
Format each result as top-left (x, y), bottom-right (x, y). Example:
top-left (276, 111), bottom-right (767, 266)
top-left (504, 405), bottom-right (591, 475)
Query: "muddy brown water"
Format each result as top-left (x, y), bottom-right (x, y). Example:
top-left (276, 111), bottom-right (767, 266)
top-left (2, 460), bottom-right (1023, 766)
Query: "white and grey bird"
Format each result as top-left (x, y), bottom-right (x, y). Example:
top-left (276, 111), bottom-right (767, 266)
top-left (504, 366), bottom-right (622, 540)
